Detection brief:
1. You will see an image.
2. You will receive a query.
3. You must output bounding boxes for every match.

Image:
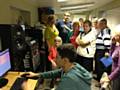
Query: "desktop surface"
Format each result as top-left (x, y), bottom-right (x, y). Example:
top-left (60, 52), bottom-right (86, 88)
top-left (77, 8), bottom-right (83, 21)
top-left (2, 72), bottom-right (37, 90)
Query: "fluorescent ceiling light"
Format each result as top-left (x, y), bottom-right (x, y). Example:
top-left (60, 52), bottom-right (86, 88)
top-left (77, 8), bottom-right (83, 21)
top-left (61, 4), bottom-right (94, 10)
top-left (61, 7), bottom-right (88, 11)
top-left (57, 0), bottom-right (67, 2)
top-left (64, 8), bottom-right (88, 13)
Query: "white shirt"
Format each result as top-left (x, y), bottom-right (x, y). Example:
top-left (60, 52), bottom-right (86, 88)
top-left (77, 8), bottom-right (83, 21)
top-left (76, 30), bottom-right (96, 58)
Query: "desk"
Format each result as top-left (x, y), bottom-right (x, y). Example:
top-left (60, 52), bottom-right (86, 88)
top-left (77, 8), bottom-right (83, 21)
top-left (2, 72), bottom-right (37, 90)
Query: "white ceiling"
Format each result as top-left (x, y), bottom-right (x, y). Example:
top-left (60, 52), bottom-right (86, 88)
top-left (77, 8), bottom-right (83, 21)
top-left (34, 0), bottom-right (114, 14)
top-left (106, 7), bottom-right (120, 14)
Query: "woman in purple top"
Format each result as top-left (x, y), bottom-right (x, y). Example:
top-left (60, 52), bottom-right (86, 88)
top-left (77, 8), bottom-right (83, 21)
top-left (100, 32), bottom-right (120, 90)
top-left (109, 33), bottom-right (120, 90)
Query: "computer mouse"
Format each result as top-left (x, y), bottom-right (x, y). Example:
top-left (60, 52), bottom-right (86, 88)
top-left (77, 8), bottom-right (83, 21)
top-left (0, 78), bottom-right (8, 88)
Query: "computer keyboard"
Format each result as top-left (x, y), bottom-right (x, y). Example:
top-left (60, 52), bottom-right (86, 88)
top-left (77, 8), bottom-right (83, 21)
top-left (10, 77), bottom-right (27, 90)
top-left (34, 78), bottom-right (44, 90)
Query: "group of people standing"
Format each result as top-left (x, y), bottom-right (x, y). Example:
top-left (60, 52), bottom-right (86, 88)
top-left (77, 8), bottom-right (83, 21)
top-left (43, 10), bottom-right (120, 90)
top-left (24, 9), bottom-right (120, 90)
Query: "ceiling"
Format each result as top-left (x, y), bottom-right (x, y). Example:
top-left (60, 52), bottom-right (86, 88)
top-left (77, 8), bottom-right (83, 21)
top-left (33, 0), bottom-right (114, 14)
top-left (106, 7), bottom-right (120, 14)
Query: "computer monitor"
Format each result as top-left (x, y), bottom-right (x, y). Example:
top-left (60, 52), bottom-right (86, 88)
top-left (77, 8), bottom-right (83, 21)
top-left (0, 49), bottom-right (11, 88)
top-left (0, 49), bottom-right (11, 77)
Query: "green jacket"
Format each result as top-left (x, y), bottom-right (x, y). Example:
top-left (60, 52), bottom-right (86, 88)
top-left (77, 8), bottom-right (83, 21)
top-left (40, 63), bottom-right (92, 90)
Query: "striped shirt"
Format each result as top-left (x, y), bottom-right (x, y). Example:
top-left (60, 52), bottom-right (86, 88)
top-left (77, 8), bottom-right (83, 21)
top-left (96, 28), bottom-right (111, 51)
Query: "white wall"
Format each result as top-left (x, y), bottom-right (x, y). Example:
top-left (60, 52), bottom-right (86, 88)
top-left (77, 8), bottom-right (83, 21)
top-left (104, 8), bottom-right (120, 36)
top-left (0, 0), bottom-right (38, 26)
top-left (89, 0), bottom-right (120, 36)
top-left (72, 15), bottom-right (86, 22)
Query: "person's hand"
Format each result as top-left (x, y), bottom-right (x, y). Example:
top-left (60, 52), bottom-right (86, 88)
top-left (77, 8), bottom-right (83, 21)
top-left (51, 60), bottom-right (57, 69)
top-left (104, 52), bottom-right (109, 58)
top-left (79, 40), bottom-right (83, 44)
top-left (78, 40), bottom-right (85, 47)
top-left (22, 72), bottom-right (39, 78)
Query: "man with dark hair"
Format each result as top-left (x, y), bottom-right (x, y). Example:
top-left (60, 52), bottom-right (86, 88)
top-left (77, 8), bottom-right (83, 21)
top-left (23, 44), bottom-right (92, 90)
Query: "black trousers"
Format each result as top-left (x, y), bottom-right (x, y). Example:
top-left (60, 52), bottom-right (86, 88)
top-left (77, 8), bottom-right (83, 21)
top-left (95, 49), bottom-right (111, 81)
top-left (76, 54), bottom-right (93, 72)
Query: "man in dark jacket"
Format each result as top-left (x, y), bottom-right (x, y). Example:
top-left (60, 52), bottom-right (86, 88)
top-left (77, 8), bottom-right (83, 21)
top-left (56, 12), bottom-right (72, 43)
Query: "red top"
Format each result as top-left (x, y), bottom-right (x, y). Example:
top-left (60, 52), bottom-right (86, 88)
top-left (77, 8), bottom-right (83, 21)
top-left (48, 46), bottom-right (57, 62)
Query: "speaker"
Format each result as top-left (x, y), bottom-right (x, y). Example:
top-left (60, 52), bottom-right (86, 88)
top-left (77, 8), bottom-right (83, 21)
top-left (38, 7), bottom-right (54, 22)
top-left (0, 24), bottom-right (27, 71)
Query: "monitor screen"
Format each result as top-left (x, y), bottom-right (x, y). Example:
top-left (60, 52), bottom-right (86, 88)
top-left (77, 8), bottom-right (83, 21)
top-left (0, 49), bottom-right (11, 77)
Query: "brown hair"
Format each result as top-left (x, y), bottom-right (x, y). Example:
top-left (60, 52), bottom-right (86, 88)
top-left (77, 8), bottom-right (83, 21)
top-left (84, 20), bottom-right (92, 27)
top-left (47, 15), bottom-right (55, 23)
top-left (73, 21), bottom-right (80, 26)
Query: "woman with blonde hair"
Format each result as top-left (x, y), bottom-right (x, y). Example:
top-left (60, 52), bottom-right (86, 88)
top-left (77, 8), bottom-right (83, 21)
top-left (45, 14), bottom-right (59, 71)
top-left (45, 15), bottom-right (59, 49)
top-left (48, 36), bottom-right (62, 68)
